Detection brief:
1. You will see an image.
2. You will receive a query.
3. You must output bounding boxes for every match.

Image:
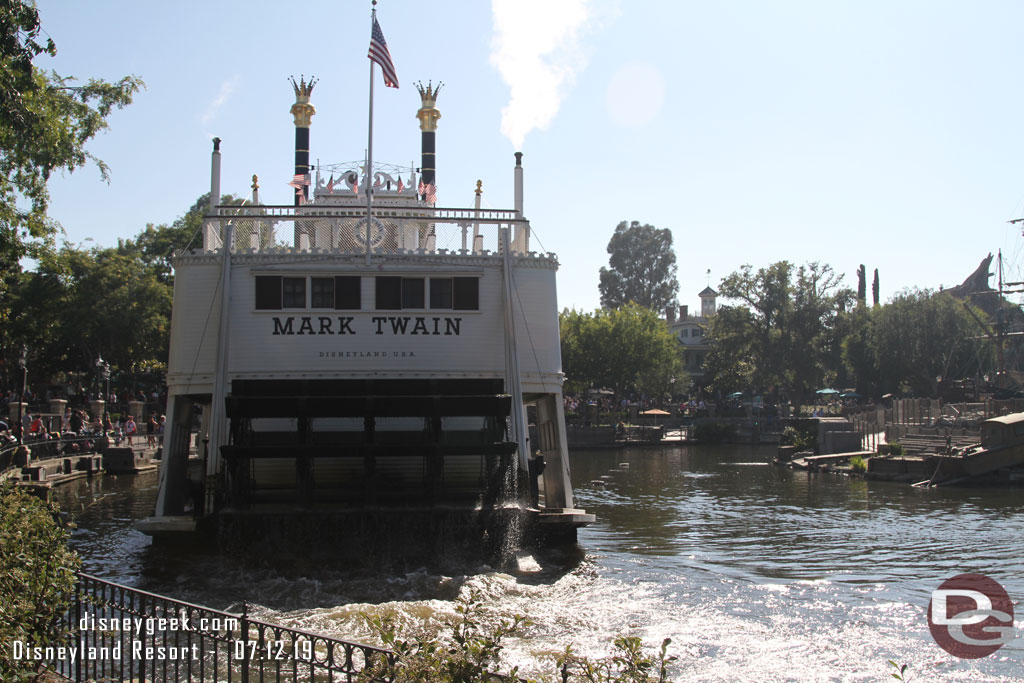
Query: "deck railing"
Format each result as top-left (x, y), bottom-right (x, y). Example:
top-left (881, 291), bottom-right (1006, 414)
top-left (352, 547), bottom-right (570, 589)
top-left (46, 573), bottom-right (395, 682)
top-left (201, 204), bottom-right (543, 258)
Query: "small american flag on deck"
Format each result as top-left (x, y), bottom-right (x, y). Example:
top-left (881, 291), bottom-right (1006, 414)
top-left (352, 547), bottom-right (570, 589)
top-left (420, 182), bottom-right (437, 204)
top-left (368, 17), bottom-right (399, 89)
top-left (288, 173), bottom-right (311, 188)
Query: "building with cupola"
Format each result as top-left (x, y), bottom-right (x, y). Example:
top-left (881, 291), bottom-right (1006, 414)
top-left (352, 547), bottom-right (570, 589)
top-left (665, 286), bottom-right (717, 389)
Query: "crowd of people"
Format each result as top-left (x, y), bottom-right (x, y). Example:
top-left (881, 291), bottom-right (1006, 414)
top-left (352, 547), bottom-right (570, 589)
top-left (1, 383), bottom-right (167, 457)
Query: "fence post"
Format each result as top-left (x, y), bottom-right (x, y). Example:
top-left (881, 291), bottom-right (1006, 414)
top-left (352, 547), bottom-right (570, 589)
top-left (241, 600), bottom-right (249, 683)
top-left (74, 577), bottom-right (83, 683)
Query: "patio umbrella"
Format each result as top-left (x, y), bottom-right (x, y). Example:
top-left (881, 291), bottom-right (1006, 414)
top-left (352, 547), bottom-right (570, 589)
top-left (816, 388), bottom-right (839, 395)
top-left (640, 408), bottom-right (670, 426)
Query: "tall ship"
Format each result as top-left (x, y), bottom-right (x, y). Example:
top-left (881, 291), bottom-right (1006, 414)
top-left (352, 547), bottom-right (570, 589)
top-left (138, 76), bottom-right (593, 558)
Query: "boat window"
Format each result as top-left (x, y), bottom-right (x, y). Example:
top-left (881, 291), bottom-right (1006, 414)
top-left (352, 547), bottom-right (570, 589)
top-left (254, 276), bottom-right (282, 310)
top-left (374, 275), bottom-right (476, 310)
top-left (311, 277), bottom-right (334, 308)
top-left (376, 276), bottom-right (426, 310)
top-left (335, 276), bottom-right (361, 310)
top-left (430, 278), bottom-right (453, 309)
top-left (282, 277), bottom-right (306, 308)
top-left (402, 278), bottom-right (425, 309)
top-left (376, 277), bottom-right (402, 309)
top-left (453, 277), bottom-right (479, 310)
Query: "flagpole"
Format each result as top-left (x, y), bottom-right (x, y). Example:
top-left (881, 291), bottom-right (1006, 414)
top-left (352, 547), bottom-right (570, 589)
top-left (365, 5), bottom-right (376, 265)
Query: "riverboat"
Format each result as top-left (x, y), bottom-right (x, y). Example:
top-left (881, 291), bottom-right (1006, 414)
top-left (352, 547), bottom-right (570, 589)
top-left (137, 77), bottom-right (593, 557)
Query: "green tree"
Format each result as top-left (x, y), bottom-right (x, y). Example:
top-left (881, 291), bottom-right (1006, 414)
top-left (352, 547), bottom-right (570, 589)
top-left (0, 0), bottom-right (142, 304)
top-left (560, 304), bottom-right (685, 399)
top-left (703, 262), bottom-right (851, 400)
top-left (118, 192), bottom-right (242, 284)
top-left (6, 242), bottom-right (172, 391)
top-left (868, 289), bottom-right (987, 396)
top-left (0, 483), bottom-right (80, 681)
top-left (838, 303), bottom-right (877, 395)
top-left (598, 221), bottom-right (678, 310)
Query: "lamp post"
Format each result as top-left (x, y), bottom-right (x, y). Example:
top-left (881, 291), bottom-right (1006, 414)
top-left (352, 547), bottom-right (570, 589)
top-left (96, 355), bottom-right (111, 429)
top-left (16, 345), bottom-right (27, 444)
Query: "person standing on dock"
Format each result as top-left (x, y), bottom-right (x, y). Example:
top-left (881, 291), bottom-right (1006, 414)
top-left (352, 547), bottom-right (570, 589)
top-left (124, 415), bottom-right (137, 446)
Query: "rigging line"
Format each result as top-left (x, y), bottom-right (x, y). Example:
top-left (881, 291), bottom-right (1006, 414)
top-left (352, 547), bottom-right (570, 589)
top-left (510, 261), bottom-right (549, 397)
top-left (182, 263), bottom-right (224, 398)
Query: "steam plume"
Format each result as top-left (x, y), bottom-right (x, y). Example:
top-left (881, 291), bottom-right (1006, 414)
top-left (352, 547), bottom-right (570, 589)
top-left (491, 0), bottom-right (594, 148)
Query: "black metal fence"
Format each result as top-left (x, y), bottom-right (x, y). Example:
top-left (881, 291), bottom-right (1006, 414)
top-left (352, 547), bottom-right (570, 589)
top-left (48, 573), bottom-right (395, 682)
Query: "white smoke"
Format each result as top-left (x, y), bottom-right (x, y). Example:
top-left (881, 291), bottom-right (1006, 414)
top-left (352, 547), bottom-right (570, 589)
top-left (490, 0), bottom-right (595, 149)
top-left (201, 75), bottom-right (240, 132)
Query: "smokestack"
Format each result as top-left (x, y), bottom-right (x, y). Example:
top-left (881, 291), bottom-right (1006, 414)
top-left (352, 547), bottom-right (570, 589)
top-left (512, 152), bottom-right (529, 252)
top-left (416, 81), bottom-right (442, 201)
top-left (680, 305), bottom-right (688, 320)
top-left (666, 306), bottom-right (676, 323)
top-left (514, 152), bottom-right (524, 217)
top-left (209, 137), bottom-right (221, 214)
top-left (290, 76), bottom-right (317, 206)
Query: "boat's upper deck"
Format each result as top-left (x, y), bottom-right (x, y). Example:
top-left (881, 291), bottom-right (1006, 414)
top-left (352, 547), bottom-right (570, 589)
top-left (199, 165), bottom-right (542, 262)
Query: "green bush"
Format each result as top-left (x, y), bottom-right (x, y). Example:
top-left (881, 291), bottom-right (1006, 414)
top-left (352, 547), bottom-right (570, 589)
top-left (693, 422), bottom-right (737, 443)
top-left (0, 483), bottom-right (81, 682)
top-left (780, 426), bottom-right (815, 450)
top-left (879, 442), bottom-right (905, 456)
top-left (849, 455), bottom-right (867, 473)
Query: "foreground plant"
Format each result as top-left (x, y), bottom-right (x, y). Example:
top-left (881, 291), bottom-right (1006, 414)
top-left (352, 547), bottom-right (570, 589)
top-left (358, 592), bottom-right (528, 682)
top-left (0, 483), bottom-right (81, 682)
top-left (358, 591), bottom-right (678, 683)
top-left (556, 637), bottom-right (676, 683)
top-left (887, 660), bottom-right (911, 682)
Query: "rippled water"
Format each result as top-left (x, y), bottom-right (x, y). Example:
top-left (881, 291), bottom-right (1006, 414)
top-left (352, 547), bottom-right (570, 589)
top-left (56, 444), bottom-right (1024, 681)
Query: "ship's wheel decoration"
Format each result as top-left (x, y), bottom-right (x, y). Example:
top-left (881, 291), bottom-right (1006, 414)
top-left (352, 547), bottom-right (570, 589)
top-left (354, 216), bottom-right (387, 248)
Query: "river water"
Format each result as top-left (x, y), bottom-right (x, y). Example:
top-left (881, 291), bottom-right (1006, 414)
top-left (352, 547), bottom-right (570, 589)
top-left (55, 444), bottom-right (1024, 681)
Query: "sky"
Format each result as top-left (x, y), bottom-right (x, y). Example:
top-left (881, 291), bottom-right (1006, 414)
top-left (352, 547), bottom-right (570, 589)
top-left (32, 0), bottom-right (1024, 313)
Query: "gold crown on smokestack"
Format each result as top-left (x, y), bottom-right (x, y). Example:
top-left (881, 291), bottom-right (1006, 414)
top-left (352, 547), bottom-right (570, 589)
top-left (416, 80), bottom-right (443, 132)
top-left (290, 75), bottom-right (317, 127)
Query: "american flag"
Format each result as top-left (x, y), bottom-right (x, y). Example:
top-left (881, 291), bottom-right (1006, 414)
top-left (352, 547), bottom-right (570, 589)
top-left (368, 17), bottom-right (399, 88)
top-left (397, 177), bottom-right (405, 193)
top-left (288, 173), bottom-right (310, 189)
top-left (326, 175), bottom-right (334, 194)
top-left (423, 182), bottom-right (437, 204)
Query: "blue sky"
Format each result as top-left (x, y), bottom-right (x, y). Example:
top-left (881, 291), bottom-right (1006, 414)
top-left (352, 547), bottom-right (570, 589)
top-left (34, 0), bottom-right (1024, 313)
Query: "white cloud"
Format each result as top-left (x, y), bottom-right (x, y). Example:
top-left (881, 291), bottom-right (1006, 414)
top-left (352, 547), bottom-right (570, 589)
top-left (490, 0), bottom-right (595, 149)
top-left (201, 76), bottom-right (240, 130)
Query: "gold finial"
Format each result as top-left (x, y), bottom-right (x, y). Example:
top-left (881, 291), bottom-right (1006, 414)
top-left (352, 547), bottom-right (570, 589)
top-left (415, 80), bottom-right (443, 132)
top-left (251, 174), bottom-right (259, 191)
top-left (475, 180), bottom-right (482, 195)
top-left (289, 75), bottom-right (318, 127)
